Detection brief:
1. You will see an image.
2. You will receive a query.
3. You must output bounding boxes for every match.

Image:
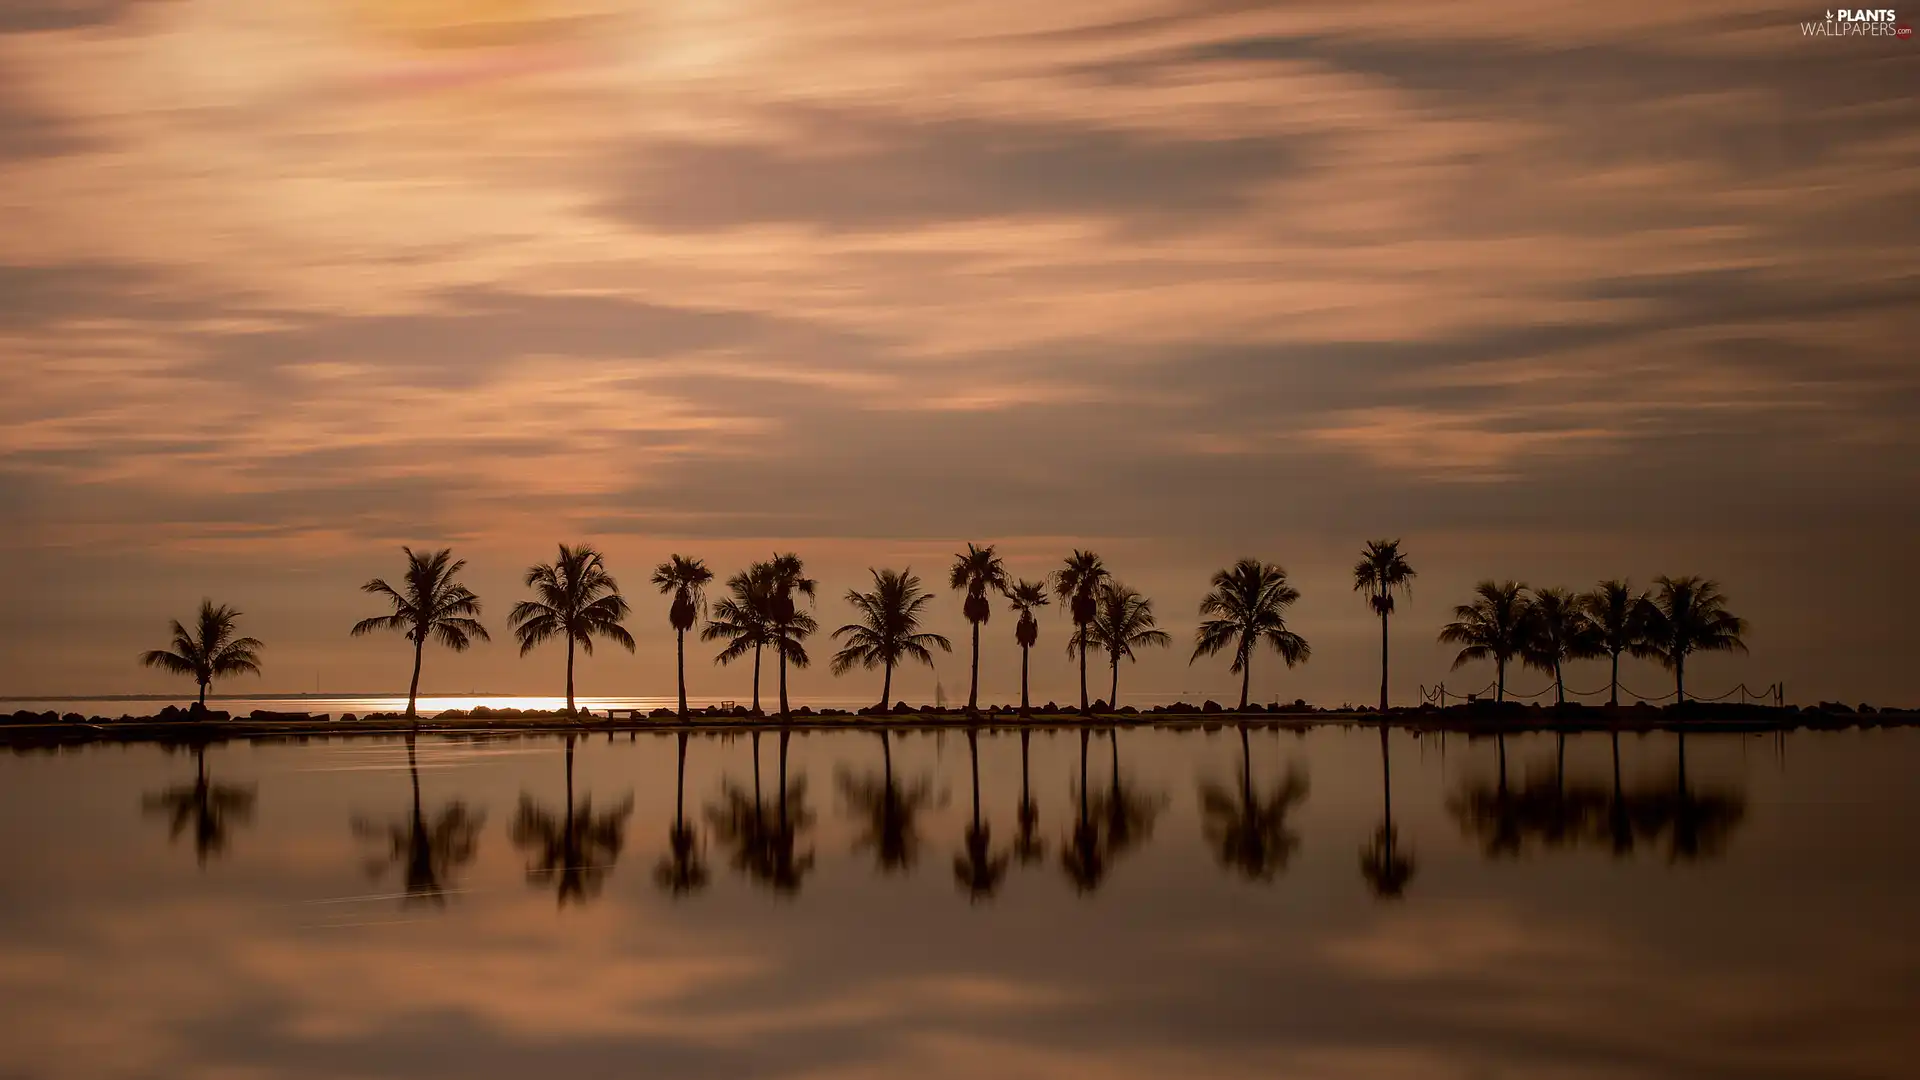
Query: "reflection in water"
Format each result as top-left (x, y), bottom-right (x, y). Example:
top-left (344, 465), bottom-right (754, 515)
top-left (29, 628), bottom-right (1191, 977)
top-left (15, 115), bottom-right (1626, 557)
top-left (839, 730), bottom-right (938, 875)
top-left (351, 734), bottom-right (485, 907)
top-left (653, 731), bottom-right (708, 897)
top-left (953, 727), bottom-right (1009, 901)
top-left (707, 731), bottom-right (816, 896)
top-left (1062, 729), bottom-right (1105, 892)
top-left (1012, 729), bottom-right (1045, 867)
top-left (1062, 729), bottom-right (1167, 893)
top-left (1449, 732), bottom-right (1747, 862)
top-left (510, 734), bottom-right (633, 906)
top-left (1359, 726), bottom-right (1415, 898)
top-left (143, 744), bottom-right (256, 866)
top-left (1198, 723), bottom-right (1309, 883)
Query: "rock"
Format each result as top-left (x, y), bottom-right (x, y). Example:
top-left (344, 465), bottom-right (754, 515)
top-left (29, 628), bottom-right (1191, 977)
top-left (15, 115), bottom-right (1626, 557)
top-left (340, 713), bottom-right (358, 723)
top-left (650, 707), bottom-right (676, 719)
top-left (891, 701), bottom-right (914, 715)
top-left (1119, 705), bottom-right (1138, 715)
top-left (1201, 700), bottom-right (1222, 713)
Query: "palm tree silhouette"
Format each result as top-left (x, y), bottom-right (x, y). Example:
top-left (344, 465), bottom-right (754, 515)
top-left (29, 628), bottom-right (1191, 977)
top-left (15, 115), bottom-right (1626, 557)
top-left (838, 729), bottom-right (938, 874)
top-left (948, 543), bottom-right (1010, 713)
top-left (831, 568), bottom-right (953, 711)
top-left (1191, 559), bottom-right (1310, 711)
top-left (1642, 577), bottom-right (1748, 704)
top-left (140, 600), bottom-right (263, 708)
top-left (1097, 729), bottom-right (1165, 872)
top-left (1582, 580), bottom-right (1657, 707)
top-left (1359, 727), bottom-right (1414, 897)
top-left (1198, 723), bottom-right (1308, 882)
top-left (1052, 550), bottom-right (1109, 711)
top-left (654, 731), bottom-right (708, 897)
top-left (1006, 579), bottom-right (1050, 717)
top-left (509, 544), bottom-right (635, 716)
top-left (1061, 729), bottom-right (1106, 893)
top-left (1660, 733), bottom-right (1746, 861)
top-left (764, 554), bottom-right (817, 721)
top-left (706, 732), bottom-right (817, 896)
top-left (953, 727), bottom-right (1010, 901)
top-left (703, 565), bottom-right (775, 714)
top-left (1438, 580), bottom-right (1532, 702)
top-left (1013, 728), bottom-right (1045, 866)
top-left (351, 734), bottom-right (485, 906)
top-left (1522, 587), bottom-right (1598, 706)
top-left (351, 547), bottom-right (490, 719)
top-left (1352, 540), bottom-right (1416, 715)
top-left (1078, 582), bottom-right (1171, 710)
top-left (653, 555), bottom-right (714, 720)
top-left (143, 745), bottom-right (256, 866)
top-left (509, 735), bottom-right (634, 906)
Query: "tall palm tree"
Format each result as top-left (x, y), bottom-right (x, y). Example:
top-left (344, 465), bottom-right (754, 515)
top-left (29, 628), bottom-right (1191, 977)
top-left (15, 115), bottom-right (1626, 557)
top-left (351, 547), bottom-right (490, 719)
top-left (953, 726), bottom-right (1010, 901)
top-left (1352, 539), bottom-right (1416, 715)
top-left (1052, 550), bottom-right (1109, 711)
top-left (1581, 580), bottom-right (1656, 707)
top-left (1359, 727), bottom-right (1414, 898)
top-left (1438, 581), bottom-right (1532, 702)
top-left (765, 554), bottom-right (817, 721)
top-left (838, 730), bottom-right (937, 874)
top-left (351, 734), bottom-right (485, 907)
top-left (1006, 579), bottom-right (1050, 717)
top-left (1078, 582), bottom-right (1171, 710)
top-left (1199, 724), bottom-right (1308, 881)
top-left (653, 731), bottom-right (708, 897)
top-left (830, 568), bottom-right (953, 711)
top-left (140, 601), bottom-right (264, 708)
top-left (1642, 576), bottom-right (1748, 704)
top-left (510, 735), bottom-right (634, 906)
top-left (653, 555), bottom-right (714, 720)
top-left (1191, 559), bottom-right (1310, 711)
top-left (509, 544), bottom-right (636, 716)
top-left (1522, 587), bottom-right (1599, 706)
top-left (703, 566), bottom-right (774, 713)
top-left (143, 746), bottom-right (256, 866)
top-left (948, 543), bottom-right (1009, 712)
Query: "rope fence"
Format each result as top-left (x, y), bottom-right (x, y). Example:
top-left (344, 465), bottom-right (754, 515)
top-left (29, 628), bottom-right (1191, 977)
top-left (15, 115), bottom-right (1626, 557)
top-left (1420, 680), bottom-right (1784, 708)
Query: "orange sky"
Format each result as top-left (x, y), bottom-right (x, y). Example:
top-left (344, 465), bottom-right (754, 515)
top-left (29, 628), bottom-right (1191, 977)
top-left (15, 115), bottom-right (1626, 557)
top-left (1, 1), bottom-right (1915, 705)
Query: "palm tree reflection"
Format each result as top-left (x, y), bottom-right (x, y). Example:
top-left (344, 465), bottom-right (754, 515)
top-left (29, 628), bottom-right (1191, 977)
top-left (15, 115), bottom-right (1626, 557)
top-left (1063, 729), bottom-right (1166, 893)
top-left (510, 734), bottom-right (633, 907)
top-left (654, 731), bottom-right (708, 897)
top-left (1198, 723), bottom-right (1308, 883)
top-left (351, 734), bottom-right (485, 906)
top-left (144, 744), bottom-right (256, 866)
top-left (953, 727), bottom-right (1009, 901)
top-left (1061, 729), bottom-right (1106, 893)
top-left (707, 730), bottom-right (815, 896)
top-left (839, 729), bottom-right (938, 875)
top-left (1358, 727), bottom-right (1413, 898)
top-left (1012, 729), bottom-right (1045, 867)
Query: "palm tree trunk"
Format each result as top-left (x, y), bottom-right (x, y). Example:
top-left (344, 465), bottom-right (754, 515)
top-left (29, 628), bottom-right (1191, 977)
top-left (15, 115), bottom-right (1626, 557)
top-left (1610, 650), bottom-right (1621, 707)
top-left (1108, 654), bottom-right (1119, 710)
top-left (751, 643), bottom-right (762, 713)
top-left (1379, 610), bottom-right (1390, 715)
top-left (881, 659), bottom-right (893, 712)
top-left (676, 628), bottom-right (688, 720)
top-left (968, 621), bottom-right (981, 712)
top-left (1554, 658), bottom-right (1565, 706)
top-left (407, 637), bottom-right (424, 719)
top-left (675, 731), bottom-right (688, 830)
top-left (1378, 725), bottom-right (1392, 831)
top-left (566, 636), bottom-right (577, 716)
top-left (198, 678), bottom-right (209, 708)
top-left (968, 728), bottom-right (981, 830)
top-left (1496, 657), bottom-right (1507, 702)
top-left (1675, 654), bottom-right (1686, 705)
top-left (1239, 647), bottom-right (1251, 711)
top-left (778, 643), bottom-right (789, 721)
top-left (1078, 626), bottom-right (1089, 711)
top-left (1020, 646), bottom-right (1030, 716)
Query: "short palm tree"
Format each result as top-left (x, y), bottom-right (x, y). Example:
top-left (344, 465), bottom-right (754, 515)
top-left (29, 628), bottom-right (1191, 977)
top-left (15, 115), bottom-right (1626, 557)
top-left (140, 600), bottom-right (264, 708)
top-left (508, 544), bottom-right (635, 716)
top-left (1352, 539), bottom-right (1416, 714)
top-left (652, 555), bottom-right (715, 719)
top-left (1078, 582), bottom-right (1171, 710)
top-left (1581, 580), bottom-right (1656, 707)
top-left (949, 542), bottom-right (1009, 712)
top-left (830, 568), bottom-right (953, 710)
top-left (1437, 580), bottom-right (1532, 702)
top-left (1006, 579), bottom-right (1050, 716)
top-left (703, 566), bottom-right (774, 713)
top-left (351, 547), bottom-right (490, 719)
top-left (1052, 550), bottom-right (1109, 711)
top-left (1643, 576), bottom-right (1748, 703)
top-left (765, 553), bottom-right (817, 720)
top-left (1522, 587), bottom-right (1599, 705)
top-left (1191, 559), bottom-right (1310, 711)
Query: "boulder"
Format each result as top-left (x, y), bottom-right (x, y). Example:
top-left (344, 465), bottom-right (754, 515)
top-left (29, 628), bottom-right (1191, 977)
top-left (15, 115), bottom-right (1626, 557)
top-left (1201, 700), bottom-right (1223, 713)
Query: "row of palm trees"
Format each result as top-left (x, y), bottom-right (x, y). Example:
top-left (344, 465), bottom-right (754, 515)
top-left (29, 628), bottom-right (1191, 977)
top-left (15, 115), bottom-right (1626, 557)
top-left (140, 540), bottom-right (1745, 717)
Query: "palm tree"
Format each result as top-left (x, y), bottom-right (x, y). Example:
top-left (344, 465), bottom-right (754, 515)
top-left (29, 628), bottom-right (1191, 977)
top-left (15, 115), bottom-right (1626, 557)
top-left (653, 731), bottom-right (708, 897)
top-left (1359, 727), bottom-right (1414, 898)
top-left (1522, 587), bottom-right (1599, 706)
top-left (953, 726), bottom-right (1009, 901)
top-left (838, 730), bottom-right (937, 874)
top-left (143, 745), bottom-right (256, 865)
top-left (1078, 582), bottom-right (1171, 710)
top-left (510, 735), bottom-right (634, 906)
top-left (1581, 580), bottom-right (1656, 707)
top-left (703, 566), bottom-right (774, 713)
top-left (509, 544), bottom-right (636, 716)
top-left (765, 553), bottom-right (817, 721)
top-left (653, 555), bottom-right (714, 720)
top-left (948, 543), bottom-right (1009, 712)
top-left (1438, 581), bottom-right (1532, 702)
top-left (1006, 579), bottom-right (1050, 717)
top-left (351, 547), bottom-right (490, 719)
top-left (1191, 559), bottom-right (1310, 711)
top-left (1052, 550), bottom-right (1109, 711)
top-left (1642, 576), bottom-right (1748, 704)
top-left (351, 734), bottom-right (485, 906)
top-left (1352, 540), bottom-right (1416, 715)
top-left (140, 600), bottom-right (264, 708)
top-left (830, 568), bottom-right (953, 711)
top-left (1198, 724), bottom-right (1309, 881)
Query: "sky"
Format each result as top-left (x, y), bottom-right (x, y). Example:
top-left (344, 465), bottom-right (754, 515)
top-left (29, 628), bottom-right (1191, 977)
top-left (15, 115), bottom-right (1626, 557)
top-left (1, 0), bottom-right (1915, 706)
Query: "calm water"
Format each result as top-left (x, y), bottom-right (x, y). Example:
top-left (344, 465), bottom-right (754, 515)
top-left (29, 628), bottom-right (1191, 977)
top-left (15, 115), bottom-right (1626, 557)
top-left (1, 725), bottom-right (1913, 1079)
